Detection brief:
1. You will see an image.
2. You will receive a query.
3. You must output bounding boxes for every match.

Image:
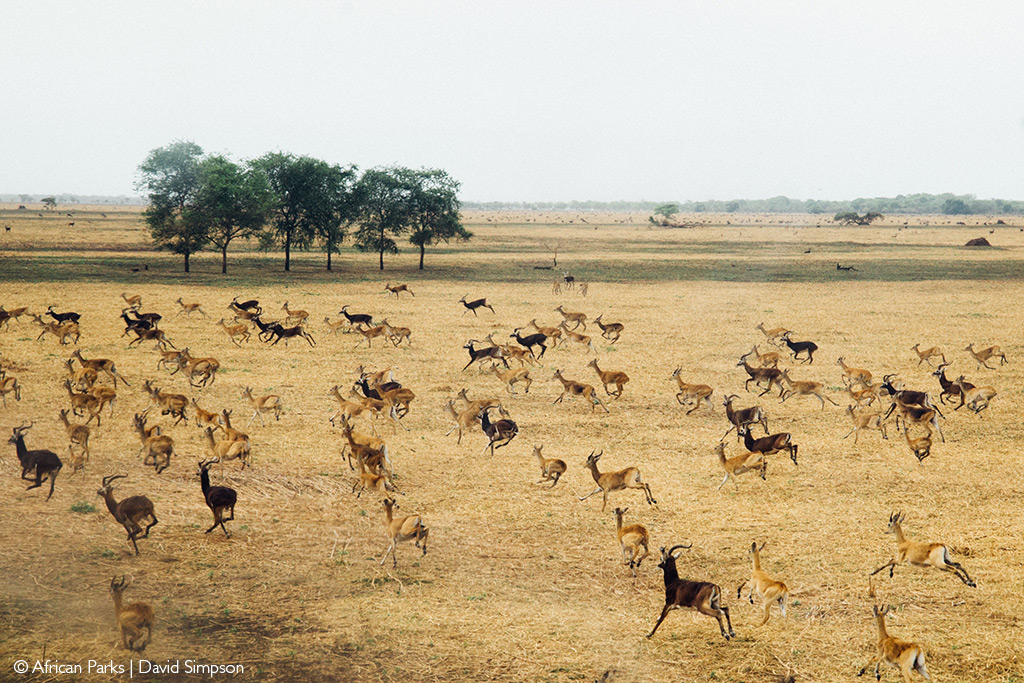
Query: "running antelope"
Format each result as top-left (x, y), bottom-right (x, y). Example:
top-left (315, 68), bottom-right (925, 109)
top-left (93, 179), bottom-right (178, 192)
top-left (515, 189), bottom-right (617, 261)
top-left (870, 511), bottom-right (975, 587)
top-left (857, 605), bottom-right (930, 682)
top-left (613, 507), bottom-right (649, 577)
top-left (736, 542), bottom-right (788, 626)
top-left (579, 450), bottom-right (656, 511)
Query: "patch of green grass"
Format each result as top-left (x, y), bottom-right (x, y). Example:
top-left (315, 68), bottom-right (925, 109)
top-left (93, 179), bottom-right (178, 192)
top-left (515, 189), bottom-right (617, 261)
top-left (70, 501), bottom-right (95, 514)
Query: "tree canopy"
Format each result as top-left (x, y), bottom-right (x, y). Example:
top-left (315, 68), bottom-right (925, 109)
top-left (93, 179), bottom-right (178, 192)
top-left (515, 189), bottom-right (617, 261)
top-left (407, 169), bottom-right (470, 270)
top-left (136, 140), bottom-right (206, 272)
top-left (353, 167), bottom-right (417, 271)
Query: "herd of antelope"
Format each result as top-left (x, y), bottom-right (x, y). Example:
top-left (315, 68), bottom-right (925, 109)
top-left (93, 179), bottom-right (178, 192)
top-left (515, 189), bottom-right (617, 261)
top-left (0, 283), bottom-right (1009, 679)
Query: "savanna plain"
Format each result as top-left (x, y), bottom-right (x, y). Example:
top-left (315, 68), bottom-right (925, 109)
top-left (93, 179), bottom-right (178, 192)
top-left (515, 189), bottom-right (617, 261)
top-left (0, 207), bottom-right (1022, 682)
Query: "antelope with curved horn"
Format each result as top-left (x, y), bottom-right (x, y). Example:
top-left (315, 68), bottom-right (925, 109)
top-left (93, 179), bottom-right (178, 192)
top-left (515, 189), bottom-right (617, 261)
top-left (647, 544), bottom-right (734, 640)
top-left (97, 474), bottom-right (158, 555)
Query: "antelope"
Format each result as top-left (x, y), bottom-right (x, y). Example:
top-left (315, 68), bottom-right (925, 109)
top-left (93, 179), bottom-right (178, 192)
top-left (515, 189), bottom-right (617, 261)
top-left (127, 325), bottom-right (174, 350)
top-left (715, 442), bottom-right (765, 490)
top-left (931, 364), bottom-right (967, 406)
top-left (870, 511), bottom-right (975, 586)
top-left (613, 507), bottom-right (649, 577)
top-left (780, 332), bottom-right (817, 363)
top-left (528, 319), bottom-right (563, 344)
top-left (355, 323), bottom-right (389, 348)
top-left (340, 305), bottom-right (373, 327)
top-left (554, 304), bottom-right (586, 330)
top-left (552, 369), bottom-right (609, 413)
top-left (964, 342), bottom-right (1007, 370)
top-left (121, 292), bottom-right (142, 309)
top-left (531, 444), bottom-right (566, 487)
top-left (72, 349), bottom-right (130, 387)
top-left (337, 416), bottom-right (389, 472)
top-left (463, 340), bottom-right (508, 370)
top-left (551, 278), bottom-right (561, 295)
top-left (217, 409), bottom-right (251, 446)
top-left (380, 498), bottom-right (428, 567)
top-left (155, 345), bottom-right (183, 372)
top-left (459, 294), bottom-right (494, 315)
top-left (579, 450), bottom-right (656, 511)
top-left (739, 344), bottom-right (781, 368)
top-left (64, 357), bottom-right (97, 390)
top-left (740, 424), bottom-right (798, 466)
top-left (384, 282), bottom-right (414, 297)
top-left (578, 282), bottom-right (589, 297)
top-left (558, 321), bottom-right (595, 352)
top-left (109, 576), bottom-right (153, 651)
top-left (228, 301), bottom-right (258, 323)
top-left (0, 371), bottom-right (22, 407)
top-left (340, 418), bottom-right (392, 476)
top-left (204, 427), bottom-right (251, 470)
top-left (142, 380), bottom-right (187, 425)
top-left (174, 348), bottom-right (219, 387)
top-left (281, 300), bottom-right (309, 325)
top-left (232, 296), bottom-right (261, 315)
top-left (952, 375), bottom-right (996, 414)
top-left (510, 327), bottom-right (548, 359)
top-left (593, 314), bottom-right (623, 343)
top-left (779, 369), bottom-right (839, 409)
top-left (857, 605), bottom-right (930, 682)
top-left (97, 474), bottom-right (157, 555)
top-left (903, 426), bottom-right (932, 462)
top-left (266, 322), bottom-right (315, 347)
top-left (911, 344), bottom-right (945, 367)
top-left (370, 382), bottom-right (415, 419)
top-left (323, 316), bottom-right (349, 335)
top-left (1, 305), bottom-right (30, 325)
top-left (887, 397), bottom-right (943, 443)
top-left (736, 542), bottom-right (788, 626)
top-left (217, 318), bottom-right (250, 346)
top-left (588, 359), bottom-right (629, 398)
top-left (837, 357), bottom-right (873, 385)
top-left (329, 385), bottom-right (375, 425)
top-left (647, 545), bottom-right (734, 640)
top-left (755, 322), bottom-right (791, 346)
top-left (197, 459), bottom-right (237, 536)
top-left (84, 385), bottom-right (116, 418)
top-left (491, 365), bottom-right (532, 394)
top-left (722, 395), bottom-right (769, 441)
top-left (175, 297), bottom-right (206, 317)
top-left (455, 388), bottom-right (503, 416)
top-left (34, 315), bottom-right (80, 345)
top-left (352, 461), bottom-right (396, 498)
top-left (671, 369), bottom-right (713, 414)
top-left (480, 405), bottom-right (518, 455)
top-left (58, 409), bottom-right (91, 464)
top-left (46, 305), bottom-right (81, 324)
top-left (382, 320), bottom-right (412, 346)
top-left (63, 379), bottom-right (102, 425)
top-left (8, 423), bottom-right (62, 500)
top-left (737, 360), bottom-right (783, 397)
top-left (242, 387), bottom-right (283, 427)
top-left (191, 399), bottom-right (222, 430)
top-left (848, 381), bottom-right (880, 407)
top-left (133, 413), bottom-right (174, 474)
top-left (843, 405), bottom-right (887, 443)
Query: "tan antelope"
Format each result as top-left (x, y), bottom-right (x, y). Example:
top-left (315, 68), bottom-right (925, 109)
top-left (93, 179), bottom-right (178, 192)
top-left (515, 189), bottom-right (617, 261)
top-left (858, 605), bottom-right (930, 682)
top-left (778, 369), bottom-right (839, 409)
top-left (613, 507), bottom-right (650, 577)
top-left (837, 356), bottom-right (873, 386)
top-left (714, 442), bottom-right (764, 490)
top-left (739, 344), bottom-right (780, 368)
top-left (587, 359), bottom-right (629, 398)
top-left (755, 322), bottom-right (791, 346)
top-left (579, 450), bottom-right (656, 511)
top-left (109, 576), bottom-right (153, 652)
top-left (554, 304), bottom-right (587, 330)
top-left (384, 282), bottom-right (414, 297)
top-left (870, 511), bottom-right (975, 586)
top-left (735, 542), bottom-right (788, 626)
top-left (910, 344), bottom-right (945, 367)
top-left (217, 318), bottom-right (250, 346)
top-left (491, 364), bottom-right (532, 394)
top-left (530, 444), bottom-right (566, 487)
top-left (552, 369), bottom-right (609, 413)
top-left (671, 368), bottom-right (713, 414)
top-left (843, 405), bottom-right (887, 443)
top-left (593, 314), bottom-right (623, 343)
top-left (964, 342), bottom-right (1007, 370)
top-left (175, 297), bottom-right (206, 317)
top-left (281, 301), bottom-right (309, 325)
top-left (380, 498), bottom-right (428, 567)
top-left (242, 387), bottom-right (283, 427)
top-left (557, 321), bottom-right (596, 352)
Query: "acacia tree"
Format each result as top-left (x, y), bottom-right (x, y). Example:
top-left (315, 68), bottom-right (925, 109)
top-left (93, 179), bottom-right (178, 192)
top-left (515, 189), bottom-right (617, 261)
top-left (353, 167), bottom-right (417, 271)
top-left (255, 153), bottom-right (355, 271)
top-left (137, 141), bottom-right (207, 272)
top-left (407, 169), bottom-right (471, 270)
top-left (191, 156), bottom-right (273, 274)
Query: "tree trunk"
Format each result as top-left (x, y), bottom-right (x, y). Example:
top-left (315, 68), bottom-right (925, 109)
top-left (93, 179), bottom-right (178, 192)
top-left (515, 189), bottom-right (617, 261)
top-left (184, 251), bottom-right (190, 273)
top-left (285, 230), bottom-right (291, 272)
top-left (419, 243), bottom-right (425, 270)
top-left (221, 245), bottom-right (228, 274)
top-left (378, 225), bottom-right (385, 270)
top-left (326, 248), bottom-right (332, 271)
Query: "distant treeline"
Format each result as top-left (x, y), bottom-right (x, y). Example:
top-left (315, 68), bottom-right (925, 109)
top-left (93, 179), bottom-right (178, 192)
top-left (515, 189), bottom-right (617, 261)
top-left (465, 193), bottom-right (1024, 215)
top-left (1, 194), bottom-right (144, 205)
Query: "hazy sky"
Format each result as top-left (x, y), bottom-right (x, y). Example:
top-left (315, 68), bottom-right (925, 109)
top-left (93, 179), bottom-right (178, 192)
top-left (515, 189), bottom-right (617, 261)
top-left (3, 2), bottom-right (1024, 202)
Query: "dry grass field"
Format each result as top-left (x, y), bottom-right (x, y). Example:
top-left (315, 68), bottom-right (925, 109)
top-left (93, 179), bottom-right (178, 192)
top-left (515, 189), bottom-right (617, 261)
top-left (1, 206), bottom-right (1023, 682)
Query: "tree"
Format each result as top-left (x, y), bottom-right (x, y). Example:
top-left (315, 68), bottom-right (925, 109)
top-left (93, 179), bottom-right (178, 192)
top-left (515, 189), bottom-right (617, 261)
top-left (834, 212), bottom-right (883, 226)
top-left (353, 167), bottom-right (417, 271)
top-left (255, 153), bottom-right (355, 271)
top-left (942, 198), bottom-right (972, 215)
top-left (654, 203), bottom-right (679, 223)
top-left (137, 141), bottom-right (206, 272)
top-left (407, 169), bottom-right (470, 270)
top-left (41, 197), bottom-right (56, 210)
top-left (191, 156), bottom-right (273, 274)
